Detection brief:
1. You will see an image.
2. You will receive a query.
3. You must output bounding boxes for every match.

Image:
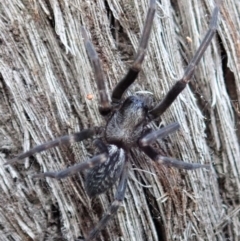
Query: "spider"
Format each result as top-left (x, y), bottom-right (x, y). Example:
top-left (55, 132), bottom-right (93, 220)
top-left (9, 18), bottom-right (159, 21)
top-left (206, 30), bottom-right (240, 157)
top-left (5, 0), bottom-right (220, 240)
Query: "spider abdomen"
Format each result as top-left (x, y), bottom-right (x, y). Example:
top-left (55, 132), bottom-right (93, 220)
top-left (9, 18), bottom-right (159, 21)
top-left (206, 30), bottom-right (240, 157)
top-left (85, 145), bottom-right (126, 197)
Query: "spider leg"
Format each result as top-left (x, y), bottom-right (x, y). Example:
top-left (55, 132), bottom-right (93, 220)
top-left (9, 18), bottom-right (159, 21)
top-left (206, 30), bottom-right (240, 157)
top-left (32, 153), bottom-right (108, 179)
top-left (84, 161), bottom-right (129, 241)
top-left (139, 144), bottom-right (210, 170)
top-left (81, 27), bottom-right (111, 116)
top-left (93, 138), bottom-right (108, 153)
top-left (149, 1), bottom-right (220, 118)
top-left (5, 128), bottom-right (98, 165)
top-left (111, 0), bottom-right (156, 102)
top-left (139, 122), bottom-right (180, 147)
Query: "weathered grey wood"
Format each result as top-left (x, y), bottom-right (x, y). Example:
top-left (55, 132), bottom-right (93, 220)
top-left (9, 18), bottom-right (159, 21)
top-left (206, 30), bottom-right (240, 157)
top-left (0, 0), bottom-right (239, 240)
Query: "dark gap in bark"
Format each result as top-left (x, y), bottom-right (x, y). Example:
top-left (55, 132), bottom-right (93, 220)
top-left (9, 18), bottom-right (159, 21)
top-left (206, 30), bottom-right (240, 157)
top-left (217, 34), bottom-right (240, 143)
top-left (103, 0), bottom-right (134, 62)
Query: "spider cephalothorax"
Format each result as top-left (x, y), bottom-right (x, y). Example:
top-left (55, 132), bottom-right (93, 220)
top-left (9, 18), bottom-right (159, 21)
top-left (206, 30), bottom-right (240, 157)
top-left (105, 94), bottom-right (152, 147)
top-left (5, 0), bottom-right (220, 240)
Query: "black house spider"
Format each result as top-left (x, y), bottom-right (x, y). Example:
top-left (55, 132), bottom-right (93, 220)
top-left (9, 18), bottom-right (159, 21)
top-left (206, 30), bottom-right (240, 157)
top-left (6, 0), bottom-right (220, 240)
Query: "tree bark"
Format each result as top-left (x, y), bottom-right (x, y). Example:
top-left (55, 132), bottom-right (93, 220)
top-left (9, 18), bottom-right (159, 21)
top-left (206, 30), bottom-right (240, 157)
top-left (0, 0), bottom-right (239, 241)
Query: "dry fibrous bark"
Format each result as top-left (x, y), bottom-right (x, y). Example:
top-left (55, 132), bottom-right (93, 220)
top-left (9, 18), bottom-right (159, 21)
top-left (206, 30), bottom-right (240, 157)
top-left (0, 0), bottom-right (239, 240)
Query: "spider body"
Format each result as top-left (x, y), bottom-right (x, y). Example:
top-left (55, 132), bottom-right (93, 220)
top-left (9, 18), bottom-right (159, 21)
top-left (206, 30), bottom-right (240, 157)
top-left (5, 0), bottom-right (220, 240)
top-left (87, 94), bottom-right (152, 197)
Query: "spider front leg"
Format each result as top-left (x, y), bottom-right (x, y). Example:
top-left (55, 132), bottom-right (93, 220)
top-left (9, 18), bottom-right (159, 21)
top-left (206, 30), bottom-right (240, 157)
top-left (149, 0), bottom-right (220, 118)
top-left (81, 27), bottom-right (111, 116)
top-left (83, 161), bottom-right (129, 241)
top-left (111, 0), bottom-right (156, 101)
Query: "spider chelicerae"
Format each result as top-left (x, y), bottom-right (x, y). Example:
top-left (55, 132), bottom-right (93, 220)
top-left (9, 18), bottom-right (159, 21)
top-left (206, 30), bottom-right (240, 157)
top-left (6, 0), bottom-right (220, 240)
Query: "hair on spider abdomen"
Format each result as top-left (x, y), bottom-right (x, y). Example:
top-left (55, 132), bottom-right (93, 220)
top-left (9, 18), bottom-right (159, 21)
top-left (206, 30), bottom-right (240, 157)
top-left (85, 144), bottom-right (126, 197)
top-left (5, 0), bottom-right (221, 240)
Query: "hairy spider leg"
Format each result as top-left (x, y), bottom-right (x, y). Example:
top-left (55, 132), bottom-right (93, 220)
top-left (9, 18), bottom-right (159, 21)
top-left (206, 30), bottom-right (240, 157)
top-left (93, 138), bottom-right (109, 153)
top-left (139, 144), bottom-right (210, 170)
top-left (81, 27), bottom-right (111, 116)
top-left (84, 161), bottom-right (129, 241)
top-left (111, 0), bottom-right (156, 102)
top-left (32, 153), bottom-right (108, 179)
top-left (139, 122), bottom-right (180, 146)
top-left (5, 128), bottom-right (98, 165)
top-left (149, 1), bottom-right (220, 118)
top-left (139, 123), bottom-right (210, 169)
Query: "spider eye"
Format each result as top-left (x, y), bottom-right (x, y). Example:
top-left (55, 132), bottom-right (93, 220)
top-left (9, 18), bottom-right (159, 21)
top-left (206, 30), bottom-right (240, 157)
top-left (143, 104), bottom-right (149, 112)
top-left (123, 96), bottom-right (144, 107)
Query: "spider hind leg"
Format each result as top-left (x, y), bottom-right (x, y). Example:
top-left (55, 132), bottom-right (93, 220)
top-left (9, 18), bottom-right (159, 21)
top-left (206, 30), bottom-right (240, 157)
top-left (84, 162), bottom-right (129, 241)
